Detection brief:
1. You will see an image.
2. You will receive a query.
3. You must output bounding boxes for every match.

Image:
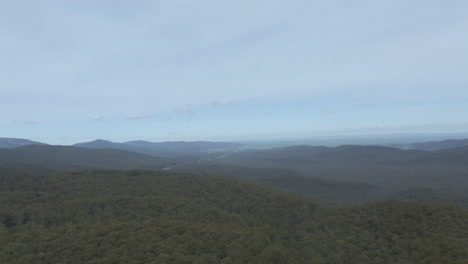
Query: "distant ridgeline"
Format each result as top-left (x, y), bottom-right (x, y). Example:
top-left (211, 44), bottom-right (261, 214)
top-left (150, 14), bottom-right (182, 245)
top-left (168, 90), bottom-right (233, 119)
top-left (0, 170), bottom-right (467, 263)
top-left (0, 137), bottom-right (45, 148)
top-left (1, 138), bottom-right (468, 207)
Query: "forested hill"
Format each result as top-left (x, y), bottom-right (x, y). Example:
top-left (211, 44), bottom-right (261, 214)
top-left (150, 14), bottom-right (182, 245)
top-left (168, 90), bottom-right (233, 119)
top-left (0, 170), bottom-right (467, 263)
top-left (408, 145), bottom-right (468, 165)
top-left (174, 164), bottom-right (384, 205)
top-left (199, 144), bottom-right (468, 205)
top-left (2, 143), bottom-right (467, 207)
top-left (0, 145), bottom-right (174, 171)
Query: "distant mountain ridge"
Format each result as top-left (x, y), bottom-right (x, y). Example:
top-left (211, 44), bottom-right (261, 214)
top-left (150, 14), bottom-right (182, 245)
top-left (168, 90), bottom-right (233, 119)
top-left (403, 138), bottom-right (468, 151)
top-left (0, 137), bottom-right (46, 148)
top-left (218, 144), bottom-right (428, 166)
top-left (2, 138), bottom-right (468, 207)
top-left (74, 139), bottom-right (244, 158)
top-left (218, 143), bottom-right (468, 166)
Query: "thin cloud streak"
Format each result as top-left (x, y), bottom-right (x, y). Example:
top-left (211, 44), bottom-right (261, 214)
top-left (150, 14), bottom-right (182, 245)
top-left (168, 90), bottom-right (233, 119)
top-left (90, 116), bottom-right (106, 121)
top-left (127, 114), bottom-right (153, 121)
top-left (211, 99), bottom-right (230, 107)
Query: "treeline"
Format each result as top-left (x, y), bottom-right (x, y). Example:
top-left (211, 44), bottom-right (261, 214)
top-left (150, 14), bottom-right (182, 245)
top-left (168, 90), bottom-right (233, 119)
top-left (0, 169), bottom-right (467, 263)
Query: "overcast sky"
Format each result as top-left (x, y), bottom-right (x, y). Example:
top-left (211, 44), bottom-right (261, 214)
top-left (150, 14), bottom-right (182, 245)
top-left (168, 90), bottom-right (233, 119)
top-left (1, 0), bottom-right (468, 144)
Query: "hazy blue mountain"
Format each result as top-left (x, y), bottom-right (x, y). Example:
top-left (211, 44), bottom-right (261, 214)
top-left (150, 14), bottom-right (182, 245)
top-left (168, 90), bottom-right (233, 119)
top-left (217, 145), bottom-right (427, 167)
top-left (0, 145), bottom-right (174, 171)
top-left (125, 140), bottom-right (242, 149)
top-left (0, 137), bottom-right (46, 148)
top-left (74, 139), bottom-right (243, 158)
top-left (239, 132), bottom-right (468, 148)
top-left (215, 144), bottom-right (468, 168)
top-left (73, 139), bottom-right (121, 148)
top-left (402, 138), bottom-right (468, 151)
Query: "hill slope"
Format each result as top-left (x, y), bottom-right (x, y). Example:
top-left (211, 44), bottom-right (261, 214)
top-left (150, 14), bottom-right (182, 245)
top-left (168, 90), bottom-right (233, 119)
top-left (174, 164), bottom-right (384, 205)
top-left (207, 145), bottom-right (468, 202)
top-left (0, 145), bottom-right (173, 171)
top-left (408, 145), bottom-right (468, 165)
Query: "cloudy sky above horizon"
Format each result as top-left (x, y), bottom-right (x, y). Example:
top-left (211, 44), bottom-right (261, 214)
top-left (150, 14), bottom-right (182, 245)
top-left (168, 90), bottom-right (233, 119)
top-left (1, 0), bottom-right (468, 144)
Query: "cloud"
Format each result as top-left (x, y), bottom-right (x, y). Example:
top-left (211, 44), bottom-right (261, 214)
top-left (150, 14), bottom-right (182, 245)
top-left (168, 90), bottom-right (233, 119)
top-left (154, 115), bottom-right (173, 123)
top-left (90, 116), bottom-right (105, 121)
top-left (13, 120), bottom-right (36, 125)
top-left (127, 113), bottom-right (153, 121)
top-left (173, 106), bottom-right (195, 121)
top-left (211, 99), bottom-right (230, 107)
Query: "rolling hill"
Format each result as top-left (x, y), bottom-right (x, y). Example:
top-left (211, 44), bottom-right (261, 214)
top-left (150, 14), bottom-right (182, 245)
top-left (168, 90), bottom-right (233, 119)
top-left (198, 145), bottom-right (468, 204)
top-left (0, 145), bottom-right (174, 171)
top-left (2, 141), bottom-right (467, 206)
top-left (216, 145), bottom-right (427, 167)
top-left (408, 145), bottom-right (468, 165)
top-left (174, 164), bottom-right (384, 205)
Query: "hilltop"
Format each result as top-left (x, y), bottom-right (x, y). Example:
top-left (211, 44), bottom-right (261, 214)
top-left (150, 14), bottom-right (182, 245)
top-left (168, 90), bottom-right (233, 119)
top-left (0, 137), bottom-right (46, 148)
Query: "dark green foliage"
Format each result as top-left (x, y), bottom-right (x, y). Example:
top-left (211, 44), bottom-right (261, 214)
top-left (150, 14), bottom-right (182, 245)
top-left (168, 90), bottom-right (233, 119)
top-left (391, 188), bottom-right (468, 208)
top-left (1, 170), bottom-right (467, 263)
top-left (0, 170), bottom-right (318, 263)
top-left (308, 200), bottom-right (468, 264)
top-left (174, 164), bottom-right (384, 205)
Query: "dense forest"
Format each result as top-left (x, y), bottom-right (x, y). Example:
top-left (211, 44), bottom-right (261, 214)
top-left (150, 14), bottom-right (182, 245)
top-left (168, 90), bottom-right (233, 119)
top-left (1, 169), bottom-right (467, 263)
